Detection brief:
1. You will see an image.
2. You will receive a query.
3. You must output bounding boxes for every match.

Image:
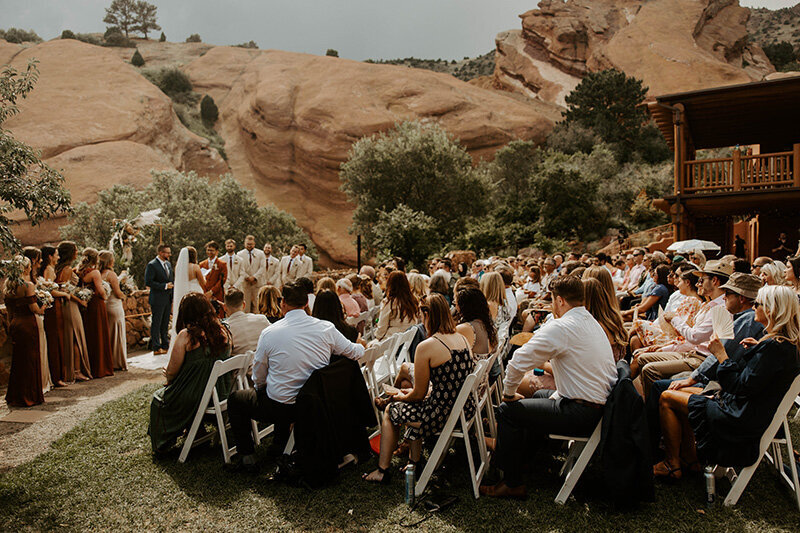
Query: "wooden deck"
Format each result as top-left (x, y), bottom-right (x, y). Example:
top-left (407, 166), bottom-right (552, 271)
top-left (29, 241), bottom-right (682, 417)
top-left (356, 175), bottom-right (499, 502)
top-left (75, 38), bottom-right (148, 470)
top-left (682, 147), bottom-right (800, 194)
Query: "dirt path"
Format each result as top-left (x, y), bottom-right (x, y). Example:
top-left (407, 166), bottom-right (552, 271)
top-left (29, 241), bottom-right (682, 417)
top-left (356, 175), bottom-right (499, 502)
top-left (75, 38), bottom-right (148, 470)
top-left (0, 363), bottom-right (161, 472)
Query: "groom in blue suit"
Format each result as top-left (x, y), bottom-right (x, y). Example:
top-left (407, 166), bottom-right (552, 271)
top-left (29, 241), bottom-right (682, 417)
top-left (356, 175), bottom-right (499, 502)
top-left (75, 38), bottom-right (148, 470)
top-left (145, 244), bottom-right (174, 354)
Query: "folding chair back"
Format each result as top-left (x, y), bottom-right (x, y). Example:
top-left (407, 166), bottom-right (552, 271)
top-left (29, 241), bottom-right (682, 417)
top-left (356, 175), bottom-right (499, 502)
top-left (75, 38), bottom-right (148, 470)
top-left (548, 418), bottom-right (603, 504)
top-left (415, 359), bottom-right (490, 499)
top-left (715, 373), bottom-right (800, 510)
top-left (394, 326), bottom-right (418, 369)
top-left (359, 342), bottom-right (386, 431)
top-left (178, 353), bottom-right (251, 464)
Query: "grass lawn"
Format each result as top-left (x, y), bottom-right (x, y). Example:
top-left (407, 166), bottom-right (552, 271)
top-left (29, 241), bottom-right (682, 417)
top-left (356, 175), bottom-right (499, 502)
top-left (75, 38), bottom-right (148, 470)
top-left (1, 384), bottom-right (799, 532)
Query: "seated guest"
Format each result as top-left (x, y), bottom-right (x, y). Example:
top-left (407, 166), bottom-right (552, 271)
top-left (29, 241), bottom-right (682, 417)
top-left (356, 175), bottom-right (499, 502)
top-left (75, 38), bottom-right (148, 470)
top-left (257, 285), bottom-right (283, 323)
top-left (315, 276), bottom-right (337, 294)
top-left (312, 289), bottom-right (359, 342)
top-left (655, 285), bottom-right (800, 478)
top-left (690, 249), bottom-right (707, 270)
top-left (732, 258), bottom-right (751, 274)
top-left (360, 265), bottom-right (383, 306)
top-left (296, 276), bottom-right (316, 313)
top-left (225, 288), bottom-right (270, 355)
top-left (454, 288), bottom-right (497, 359)
top-left (337, 278), bottom-right (361, 318)
top-left (515, 264), bottom-right (541, 302)
top-left (480, 276), bottom-right (617, 498)
top-left (751, 256), bottom-right (773, 277)
top-left (346, 273), bottom-right (369, 312)
top-left (429, 271), bottom-right (451, 305)
top-left (375, 272), bottom-right (419, 341)
top-left (631, 270), bottom-right (702, 353)
top-left (631, 260), bottom-right (731, 397)
top-left (364, 293), bottom-right (476, 483)
top-left (480, 272), bottom-right (510, 328)
top-left (407, 272), bottom-right (429, 302)
top-left (786, 256), bottom-right (800, 297)
top-left (148, 294), bottom-right (232, 454)
top-left (760, 261), bottom-right (786, 286)
top-left (226, 282), bottom-right (365, 471)
top-left (495, 265), bottom-right (518, 329)
top-left (358, 274), bottom-right (375, 308)
top-left (663, 264), bottom-right (697, 313)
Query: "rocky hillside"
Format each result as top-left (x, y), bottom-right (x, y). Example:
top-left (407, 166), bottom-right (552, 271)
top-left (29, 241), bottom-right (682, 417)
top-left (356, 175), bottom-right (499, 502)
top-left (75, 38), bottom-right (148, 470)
top-left (2, 38), bottom-right (558, 266)
top-left (365, 51), bottom-right (495, 82)
top-left (488, 0), bottom-right (774, 107)
top-left (748, 3), bottom-right (800, 47)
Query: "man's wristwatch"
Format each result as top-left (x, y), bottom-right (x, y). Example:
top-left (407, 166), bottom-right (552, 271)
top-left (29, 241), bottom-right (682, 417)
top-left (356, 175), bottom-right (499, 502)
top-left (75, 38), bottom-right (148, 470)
top-left (502, 393), bottom-right (516, 401)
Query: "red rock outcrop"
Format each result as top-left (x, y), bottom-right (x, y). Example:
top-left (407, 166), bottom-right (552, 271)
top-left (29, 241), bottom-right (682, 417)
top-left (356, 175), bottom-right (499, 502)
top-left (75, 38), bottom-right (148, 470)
top-left (184, 48), bottom-right (561, 265)
top-left (1, 39), bottom-right (228, 244)
top-left (493, 0), bottom-right (774, 106)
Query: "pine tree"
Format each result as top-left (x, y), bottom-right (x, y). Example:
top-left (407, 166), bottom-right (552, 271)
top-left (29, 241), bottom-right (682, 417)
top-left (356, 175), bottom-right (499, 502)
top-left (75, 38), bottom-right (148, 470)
top-left (131, 49), bottom-right (145, 67)
top-left (200, 95), bottom-right (219, 125)
top-left (159, 31), bottom-right (166, 42)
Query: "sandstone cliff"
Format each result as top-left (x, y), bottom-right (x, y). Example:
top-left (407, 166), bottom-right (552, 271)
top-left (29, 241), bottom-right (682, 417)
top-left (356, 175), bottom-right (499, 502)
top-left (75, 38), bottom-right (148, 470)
top-left (1, 39), bottom-right (228, 244)
top-left (490, 0), bottom-right (774, 106)
top-left (183, 48), bottom-right (560, 265)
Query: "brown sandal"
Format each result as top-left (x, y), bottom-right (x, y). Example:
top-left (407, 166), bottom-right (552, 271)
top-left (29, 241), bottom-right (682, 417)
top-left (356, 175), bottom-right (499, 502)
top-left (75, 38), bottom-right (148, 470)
top-left (653, 461), bottom-right (682, 480)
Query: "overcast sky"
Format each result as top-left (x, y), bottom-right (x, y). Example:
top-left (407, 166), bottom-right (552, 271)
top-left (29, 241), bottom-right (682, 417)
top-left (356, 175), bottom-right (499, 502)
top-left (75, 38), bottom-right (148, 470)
top-left (1, 0), bottom-right (796, 61)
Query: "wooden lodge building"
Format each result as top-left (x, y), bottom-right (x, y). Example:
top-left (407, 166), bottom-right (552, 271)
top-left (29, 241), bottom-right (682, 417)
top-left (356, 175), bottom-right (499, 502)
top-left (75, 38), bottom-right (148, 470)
top-left (647, 75), bottom-right (800, 261)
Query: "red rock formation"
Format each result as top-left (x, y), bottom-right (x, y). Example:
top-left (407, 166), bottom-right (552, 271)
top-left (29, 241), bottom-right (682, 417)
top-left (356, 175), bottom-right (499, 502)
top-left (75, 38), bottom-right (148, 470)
top-left (493, 0), bottom-right (774, 106)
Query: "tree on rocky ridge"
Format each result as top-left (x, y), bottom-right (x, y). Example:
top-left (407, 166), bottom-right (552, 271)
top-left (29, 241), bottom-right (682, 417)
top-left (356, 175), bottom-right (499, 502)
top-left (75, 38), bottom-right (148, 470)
top-left (133, 1), bottom-right (161, 39)
top-left (0, 61), bottom-right (71, 274)
top-left (103, 0), bottom-right (137, 38)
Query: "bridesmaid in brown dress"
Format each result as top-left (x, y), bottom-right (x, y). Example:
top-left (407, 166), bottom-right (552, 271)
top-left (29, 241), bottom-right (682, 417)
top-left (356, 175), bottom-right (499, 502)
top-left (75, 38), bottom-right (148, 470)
top-left (55, 241), bottom-right (91, 381)
top-left (4, 256), bottom-right (45, 407)
top-left (22, 247), bottom-right (52, 394)
top-left (77, 248), bottom-right (114, 379)
top-left (40, 245), bottom-right (70, 387)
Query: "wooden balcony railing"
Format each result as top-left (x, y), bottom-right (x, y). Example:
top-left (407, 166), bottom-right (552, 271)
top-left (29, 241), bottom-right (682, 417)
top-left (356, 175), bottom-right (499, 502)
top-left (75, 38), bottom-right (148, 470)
top-left (681, 146), bottom-right (800, 194)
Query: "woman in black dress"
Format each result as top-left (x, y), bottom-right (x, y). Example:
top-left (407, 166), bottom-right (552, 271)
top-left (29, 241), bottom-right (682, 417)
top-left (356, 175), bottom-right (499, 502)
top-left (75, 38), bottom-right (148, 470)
top-left (655, 285), bottom-right (800, 478)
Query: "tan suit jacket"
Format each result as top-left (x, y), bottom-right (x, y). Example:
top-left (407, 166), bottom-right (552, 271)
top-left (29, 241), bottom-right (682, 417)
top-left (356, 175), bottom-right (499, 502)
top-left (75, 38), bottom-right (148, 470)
top-left (279, 255), bottom-right (301, 286)
top-left (262, 254), bottom-right (281, 287)
top-left (222, 253), bottom-right (242, 291)
top-left (236, 248), bottom-right (266, 289)
top-left (226, 311), bottom-right (270, 355)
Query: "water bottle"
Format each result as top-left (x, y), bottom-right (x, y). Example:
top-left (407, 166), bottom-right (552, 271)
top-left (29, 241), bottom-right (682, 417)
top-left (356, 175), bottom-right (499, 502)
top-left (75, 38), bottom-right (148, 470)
top-left (404, 464), bottom-right (416, 506)
top-left (704, 466), bottom-right (716, 507)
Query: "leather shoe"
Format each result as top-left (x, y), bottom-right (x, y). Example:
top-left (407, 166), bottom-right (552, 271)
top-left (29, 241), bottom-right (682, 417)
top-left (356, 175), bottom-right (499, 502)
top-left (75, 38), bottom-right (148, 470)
top-left (485, 437), bottom-right (496, 452)
top-left (154, 348), bottom-right (168, 355)
top-left (479, 481), bottom-right (527, 499)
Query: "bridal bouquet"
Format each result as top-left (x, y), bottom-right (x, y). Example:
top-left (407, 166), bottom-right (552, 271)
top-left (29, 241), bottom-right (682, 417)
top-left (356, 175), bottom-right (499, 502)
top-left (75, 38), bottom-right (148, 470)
top-left (35, 289), bottom-right (54, 309)
top-left (101, 281), bottom-right (112, 299)
top-left (70, 285), bottom-right (94, 302)
top-left (35, 278), bottom-right (59, 294)
top-left (118, 271), bottom-right (137, 297)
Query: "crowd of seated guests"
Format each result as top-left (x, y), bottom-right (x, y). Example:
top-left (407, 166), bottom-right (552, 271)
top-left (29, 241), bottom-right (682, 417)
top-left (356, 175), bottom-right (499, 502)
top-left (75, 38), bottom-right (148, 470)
top-left (125, 243), bottom-right (800, 504)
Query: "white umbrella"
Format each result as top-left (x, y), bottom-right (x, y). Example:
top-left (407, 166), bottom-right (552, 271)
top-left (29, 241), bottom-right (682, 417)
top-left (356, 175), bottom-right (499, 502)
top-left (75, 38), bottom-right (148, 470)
top-left (667, 239), bottom-right (721, 254)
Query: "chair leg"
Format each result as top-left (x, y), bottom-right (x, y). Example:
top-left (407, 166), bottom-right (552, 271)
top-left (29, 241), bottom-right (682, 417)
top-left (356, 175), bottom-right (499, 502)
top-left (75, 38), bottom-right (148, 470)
top-left (460, 416), bottom-right (480, 499)
top-left (213, 394), bottom-right (233, 464)
top-left (723, 461), bottom-right (761, 506)
top-left (782, 419), bottom-right (800, 511)
top-left (416, 433), bottom-right (453, 498)
top-left (555, 426), bottom-right (601, 505)
top-left (178, 395), bottom-right (211, 463)
top-left (283, 428), bottom-right (295, 455)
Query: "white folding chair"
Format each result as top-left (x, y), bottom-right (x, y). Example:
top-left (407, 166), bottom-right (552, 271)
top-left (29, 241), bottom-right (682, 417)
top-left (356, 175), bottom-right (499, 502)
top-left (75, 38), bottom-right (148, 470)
top-left (489, 335), bottom-right (510, 409)
top-left (359, 342), bottom-right (386, 436)
top-left (415, 359), bottom-right (491, 499)
top-left (477, 348), bottom-right (500, 439)
top-left (711, 373), bottom-right (800, 511)
top-left (178, 353), bottom-right (251, 464)
top-left (548, 417), bottom-right (603, 504)
top-left (393, 327), bottom-right (418, 371)
top-left (374, 332), bottom-right (403, 385)
top-left (794, 394), bottom-right (800, 420)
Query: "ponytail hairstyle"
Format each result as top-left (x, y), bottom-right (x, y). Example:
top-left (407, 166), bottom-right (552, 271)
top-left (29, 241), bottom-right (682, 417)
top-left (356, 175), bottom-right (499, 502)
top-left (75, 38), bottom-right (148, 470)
top-left (77, 248), bottom-right (99, 274)
top-left (55, 241), bottom-right (78, 277)
top-left (98, 250), bottom-right (115, 272)
top-left (39, 245), bottom-right (57, 278)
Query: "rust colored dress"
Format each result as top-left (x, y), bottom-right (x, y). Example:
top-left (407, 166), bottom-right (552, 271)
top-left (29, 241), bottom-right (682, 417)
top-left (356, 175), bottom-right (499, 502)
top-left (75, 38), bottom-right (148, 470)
top-left (44, 292), bottom-right (71, 384)
top-left (80, 273), bottom-right (114, 379)
top-left (5, 295), bottom-right (44, 407)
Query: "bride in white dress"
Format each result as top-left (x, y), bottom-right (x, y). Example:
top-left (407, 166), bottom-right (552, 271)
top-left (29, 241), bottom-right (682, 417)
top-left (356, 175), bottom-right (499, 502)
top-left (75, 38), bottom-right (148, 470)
top-left (171, 246), bottom-right (206, 333)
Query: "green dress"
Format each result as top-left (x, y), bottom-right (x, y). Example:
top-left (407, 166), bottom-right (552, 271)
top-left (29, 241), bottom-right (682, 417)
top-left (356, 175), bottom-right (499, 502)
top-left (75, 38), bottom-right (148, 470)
top-left (148, 343), bottom-right (232, 452)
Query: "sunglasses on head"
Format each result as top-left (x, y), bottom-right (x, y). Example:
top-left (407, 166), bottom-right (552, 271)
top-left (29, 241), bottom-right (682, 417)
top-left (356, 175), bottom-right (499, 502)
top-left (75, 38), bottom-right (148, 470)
top-left (753, 301), bottom-right (762, 309)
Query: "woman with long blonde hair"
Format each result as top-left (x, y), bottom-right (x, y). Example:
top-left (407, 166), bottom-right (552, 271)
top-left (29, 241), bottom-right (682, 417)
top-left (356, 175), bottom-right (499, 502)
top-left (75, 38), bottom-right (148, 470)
top-left (654, 285), bottom-right (800, 479)
top-left (584, 278), bottom-right (628, 362)
top-left (407, 272), bottom-right (428, 302)
top-left (257, 285), bottom-right (283, 322)
top-left (480, 271), bottom-right (507, 323)
top-left (760, 261), bottom-right (786, 286)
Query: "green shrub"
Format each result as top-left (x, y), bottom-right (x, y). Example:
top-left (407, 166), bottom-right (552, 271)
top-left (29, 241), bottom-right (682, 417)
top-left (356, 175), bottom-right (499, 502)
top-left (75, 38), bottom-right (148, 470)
top-left (159, 32), bottom-right (166, 42)
top-left (61, 30), bottom-right (76, 40)
top-left (76, 33), bottom-right (103, 46)
top-left (158, 68), bottom-right (192, 95)
top-left (131, 49), bottom-right (145, 67)
top-left (0, 28), bottom-right (43, 43)
top-left (235, 40), bottom-right (258, 49)
top-left (326, 48), bottom-right (339, 57)
top-left (200, 95), bottom-right (219, 124)
top-left (185, 33), bottom-right (202, 43)
top-left (104, 29), bottom-right (135, 47)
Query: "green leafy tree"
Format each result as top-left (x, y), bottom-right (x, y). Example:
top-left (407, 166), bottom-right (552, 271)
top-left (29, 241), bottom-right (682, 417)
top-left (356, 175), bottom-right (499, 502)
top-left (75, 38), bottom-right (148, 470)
top-left (534, 166), bottom-right (600, 240)
top-left (371, 204), bottom-right (438, 268)
top-left (0, 62), bottom-right (71, 270)
top-left (200, 94), bottom-right (218, 124)
top-left (185, 34), bottom-right (202, 43)
top-left (103, 0), bottom-right (137, 38)
top-left (61, 172), bottom-right (313, 284)
top-left (763, 41), bottom-right (798, 71)
top-left (157, 68), bottom-right (192, 95)
top-left (0, 29), bottom-right (42, 44)
top-left (61, 30), bottom-right (76, 40)
top-left (133, 1), bottom-right (161, 39)
top-left (131, 49), bottom-right (145, 67)
top-left (326, 49), bottom-right (339, 57)
top-left (545, 122), bottom-right (600, 155)
top-left (340, 121), bottom-right (487, 259)
top-left (159, 31), bottom-right (166, 42)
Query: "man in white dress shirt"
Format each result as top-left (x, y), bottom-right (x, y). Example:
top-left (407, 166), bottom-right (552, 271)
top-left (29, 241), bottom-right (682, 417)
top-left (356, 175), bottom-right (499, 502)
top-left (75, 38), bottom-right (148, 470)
top-left (225, 281), bottom-right (365, 471)
top-left (222, 239), bottom-right (242, 292)
top-left (235, 235), bottom-right (266, 313)
top-left (296, 243), bottom-right (313, 279)
top-left (262, 242), bottom-right (281, 287)
top-left (480, 276), bottom-right (617, 499)
top-left (224, 289), bottom-right (270, 355)
top-left (279, 245), bottom-right (301, 286)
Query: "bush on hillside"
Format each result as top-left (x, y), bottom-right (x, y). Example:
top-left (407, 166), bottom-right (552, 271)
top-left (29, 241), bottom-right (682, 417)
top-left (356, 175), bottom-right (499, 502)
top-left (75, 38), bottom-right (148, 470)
top-left (76, 33), bottom-right (103, 46)
top-left (326, 49), bottom-right (339, 57)
top-left (157, 68), bottom-right (192, 95)
top-left (103, 28), bottom-right (135, 47)
top-left (0, 28), bottom-right (43, 43)
top-left (185, 34), bottom-right (202, 43)
top-left (61, 30), bottom-right (77, 40)
top-left (131, 49), bottom-right (145, 67)
top-left (159, 32), bottom-right (166, 42)
top-left (235, 41), bottom-right (258, 49)
top-left (200, 95), bottom-right (219, 124)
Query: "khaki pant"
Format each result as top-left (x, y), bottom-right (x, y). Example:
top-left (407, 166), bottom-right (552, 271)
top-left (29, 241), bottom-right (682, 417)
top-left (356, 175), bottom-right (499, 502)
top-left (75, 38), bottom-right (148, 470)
top-left (241, 282), bottom-right (262, 314)
top-left (635, 351), bottom-right (706, 398)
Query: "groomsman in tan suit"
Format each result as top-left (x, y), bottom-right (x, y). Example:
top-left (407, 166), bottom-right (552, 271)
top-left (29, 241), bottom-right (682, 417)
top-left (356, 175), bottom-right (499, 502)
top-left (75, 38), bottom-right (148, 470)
top-left (279, 245), bottom-right (301, 286)
top-left (262, 242), bottom-right (281, 287)
top-left (223, 239), bottom-right (242, 292)
top-left (236, 235), bottom-right (266, 313)
top-left (296, 243), bottom-right (313, 279)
